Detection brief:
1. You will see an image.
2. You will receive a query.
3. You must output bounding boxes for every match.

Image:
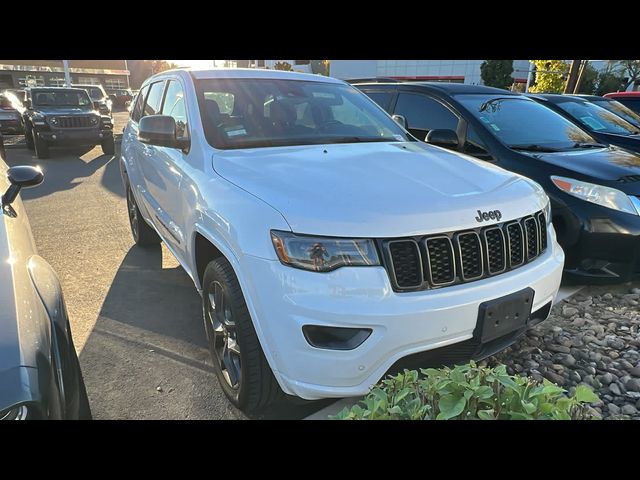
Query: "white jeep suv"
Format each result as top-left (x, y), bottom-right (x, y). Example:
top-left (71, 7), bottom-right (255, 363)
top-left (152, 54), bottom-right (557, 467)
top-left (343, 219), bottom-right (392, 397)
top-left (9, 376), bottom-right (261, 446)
top-left (120, 68), bottom-right (565, 412)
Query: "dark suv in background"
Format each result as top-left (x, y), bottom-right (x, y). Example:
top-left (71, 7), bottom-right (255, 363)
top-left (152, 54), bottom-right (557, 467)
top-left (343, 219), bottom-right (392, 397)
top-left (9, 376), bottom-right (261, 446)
top-left (72, 84), bottom-right (112, 116)
top-left (355, 81), bottom-right (640, 283)
top-left (22, 87), bottom-right (114, 159)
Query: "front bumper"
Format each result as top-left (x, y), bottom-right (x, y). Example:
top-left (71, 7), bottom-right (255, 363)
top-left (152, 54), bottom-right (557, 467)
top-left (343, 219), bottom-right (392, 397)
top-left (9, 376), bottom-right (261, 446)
top-left (36, 128), bottom-right (112, 146)
top-left (240, 226), bottom-right (565, 400)
top-left (552, 198), bottom-right (640, 282)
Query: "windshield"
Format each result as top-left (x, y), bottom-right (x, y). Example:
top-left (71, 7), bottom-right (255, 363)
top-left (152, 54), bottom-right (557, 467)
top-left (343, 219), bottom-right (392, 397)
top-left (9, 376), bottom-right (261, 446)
top-left (590, 98), bottom-right (640, 129)
top-left (84, 87), bottom-right (103, 100)
top-left (456, 95), bottom-right (596, 151)
top-left (195, 78), bottom-right (410, 149)
top-left (554, 99), bottom-right (640, 136)
top-left (32, 90), bottom-right (93, 107)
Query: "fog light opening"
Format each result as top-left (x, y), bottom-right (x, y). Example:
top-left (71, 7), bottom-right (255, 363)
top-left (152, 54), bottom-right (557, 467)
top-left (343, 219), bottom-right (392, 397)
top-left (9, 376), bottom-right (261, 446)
top-left (302, 325), bottom-right (372, 351)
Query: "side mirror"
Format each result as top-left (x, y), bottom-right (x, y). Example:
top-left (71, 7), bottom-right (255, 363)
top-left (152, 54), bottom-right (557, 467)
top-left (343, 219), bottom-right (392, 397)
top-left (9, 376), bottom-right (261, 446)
top-left (392, 114), bottom-right (407, 129)
top-left (2, 165), bottom-right (44, 207)
top-left (425, 129), bottom-right (459, 148)
top-left (138, 115), bottom-right (184, 149)
top-left (93, 100), bottom-right (101, 109)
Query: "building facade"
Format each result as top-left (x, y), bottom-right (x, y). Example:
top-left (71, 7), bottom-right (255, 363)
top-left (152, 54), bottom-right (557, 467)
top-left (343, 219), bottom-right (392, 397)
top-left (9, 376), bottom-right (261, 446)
top-left (0, 60), bottom-right (130, 91)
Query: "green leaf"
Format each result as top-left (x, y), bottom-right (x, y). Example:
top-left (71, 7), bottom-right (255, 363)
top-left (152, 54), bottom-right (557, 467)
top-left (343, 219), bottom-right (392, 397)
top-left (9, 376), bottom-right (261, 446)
top-left (477, 409), bottom-right (495, 420)
top-left (394, 387), bottom-right (413, 404)
top-left (437, 395), bottom-right (466, 420)
top-left (541, 384), bottom-right (565, 396)
top-left (497, 376), bottom-right (520, 391)
top-left (521, 400), bottom-right (537, 415)
top-left (388, 405), bottom-right (403, 416)
top-left (474, 386), bottom-right (494, 399)
top-left (421, 368), bottom-right (442, 378)
top-left (574, 385), bottom-right (599, 404)
top-left (508, 411), bottom-right (534, 420)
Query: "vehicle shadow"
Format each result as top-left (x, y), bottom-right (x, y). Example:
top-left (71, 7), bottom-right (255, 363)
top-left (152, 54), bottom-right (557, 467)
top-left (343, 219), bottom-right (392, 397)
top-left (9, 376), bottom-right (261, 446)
top-left (80, 244), bottom-right (328, 419)
top-left (5, 145), bottom-right (114, 200)
top-left (100, 142), bottom-right (125, 198)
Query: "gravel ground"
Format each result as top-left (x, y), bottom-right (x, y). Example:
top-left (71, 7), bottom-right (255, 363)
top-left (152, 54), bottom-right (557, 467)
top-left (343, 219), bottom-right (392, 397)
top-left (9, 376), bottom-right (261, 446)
top-left (488, 281), bottom-right (640, 419)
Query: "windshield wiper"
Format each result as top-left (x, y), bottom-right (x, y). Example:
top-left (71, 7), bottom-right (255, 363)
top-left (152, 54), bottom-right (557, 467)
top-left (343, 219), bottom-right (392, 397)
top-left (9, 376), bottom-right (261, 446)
top-left (321, 136), bottom-right (400, 144)
top-left (509, 144), bottom-right (561, 153)
top-left (571, 142), bottom-right (608, 149)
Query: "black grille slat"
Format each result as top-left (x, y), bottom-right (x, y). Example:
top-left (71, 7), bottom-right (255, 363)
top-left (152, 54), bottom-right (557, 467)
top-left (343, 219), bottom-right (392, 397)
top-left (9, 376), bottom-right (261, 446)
top-left (618, 175), bottom-right (640, 183)
top-left (506, 222), bottom-right (524, 267)
top-left (484, 227), bottom-right (506, 274)
top-left (387, 240), bottom-right (422, 289)
top-left (456, 232), bottom-right (482, 280)
top-left (425, 237), bottom-right (455, 285)
top-left (383, 210), bottom-right (546, 292)
top-left (537, 212), bottom-right (547, 252)
top-left (57, 116), bottom-right (93, 128)
top-left (524, 217), bottom-right (539, 260)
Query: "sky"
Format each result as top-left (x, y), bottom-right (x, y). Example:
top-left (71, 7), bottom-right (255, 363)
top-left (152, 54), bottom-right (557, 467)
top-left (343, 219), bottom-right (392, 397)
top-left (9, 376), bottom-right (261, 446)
top-left (167, 60), bottom-right (224, 69)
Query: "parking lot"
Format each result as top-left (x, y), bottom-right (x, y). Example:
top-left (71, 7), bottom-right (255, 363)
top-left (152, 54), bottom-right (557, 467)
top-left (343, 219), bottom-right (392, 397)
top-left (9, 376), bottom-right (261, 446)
top-left (3, 111), bottom-right (328, 419)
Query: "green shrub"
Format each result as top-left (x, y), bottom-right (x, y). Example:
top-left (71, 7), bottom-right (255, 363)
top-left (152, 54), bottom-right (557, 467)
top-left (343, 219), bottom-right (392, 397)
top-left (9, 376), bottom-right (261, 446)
top-left (331, 362), bottom-right (600, 420)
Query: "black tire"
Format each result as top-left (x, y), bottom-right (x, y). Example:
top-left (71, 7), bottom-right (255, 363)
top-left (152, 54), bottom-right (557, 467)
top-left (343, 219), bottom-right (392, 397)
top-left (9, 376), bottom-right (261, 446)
top-left (33, 130), bottom-right (49, 159)
top-left (126, 183), bottom-right (161, 246)
top-left (202, 257), bottom-right (283, 413)
top-left (68, 333), bottom-right (92, 420)
top-left (101, 136), bottom-right (115, 155)
top-left (25, 126), bottom-right (34, 150)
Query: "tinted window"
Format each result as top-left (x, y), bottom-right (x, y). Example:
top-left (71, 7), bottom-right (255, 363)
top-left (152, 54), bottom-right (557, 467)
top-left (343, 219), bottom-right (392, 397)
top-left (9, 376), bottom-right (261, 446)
top-left (464, 124), bottom-right (491, 158)
top-left (592, 99), bottom-right (640, 128)
top-left (195, 78), bottom-right (410, 150)
top-left (364, 91), bottom-right (392, 110)
top-left (555, 100), bottom-right (640, 136)
top-left (394, 93), bottom-right (459, 136)
top-left (131, 85), bottom-right (148, 123)
top-left (456, 95), bottom-right (595, 151)
top-left (613, 98), bottom-right (640, 116)
top-left (31, 89), bottom-right (92, 107)
top-left (161, 80), bottom-right (189, 139)
top-left (143, 81), bottom-right (165, 117)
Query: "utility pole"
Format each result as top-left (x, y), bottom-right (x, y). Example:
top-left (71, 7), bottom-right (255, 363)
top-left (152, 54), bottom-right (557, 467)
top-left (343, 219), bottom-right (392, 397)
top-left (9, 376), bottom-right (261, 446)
top-left (63, 60), bottom-right (72, 87)
top-left (525, 61), bottom-right (534, 93)
top-left (573, 60), bottom-right (588, 94)
top-left (564, 60), bottom-right (582, 94)
top-left (124, 60), bottom-right (131, 89)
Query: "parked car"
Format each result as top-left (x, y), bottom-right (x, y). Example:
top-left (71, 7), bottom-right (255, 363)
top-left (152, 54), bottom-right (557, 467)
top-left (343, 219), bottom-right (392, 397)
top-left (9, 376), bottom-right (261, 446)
top-left (0, 93), bottom-right (24, 135)
top-left (22, 87), bottom-right (115, 159)
top-left (72, 84), bottom-right (112, 116)
top-left (604, 91), bottom-right (640, 116)
top-left (355, 81), bottom-right (640, 283)
top-left (574, 94), bottom-right (640, 129)
top-left (0, 132), bottom-right (5, 159)
top-left (108, 89), bottom-right (133, 108)
top-left (0, 156), bottom-right (91, 419)
top-left (120, 69), bottom-right (564, 412)
top-left (528, 94), bottom-right (640, 155)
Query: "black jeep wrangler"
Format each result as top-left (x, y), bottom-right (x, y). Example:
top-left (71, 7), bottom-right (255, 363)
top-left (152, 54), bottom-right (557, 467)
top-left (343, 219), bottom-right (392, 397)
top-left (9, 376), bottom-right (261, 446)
top-left (22, 87), bottom-right (114, 159)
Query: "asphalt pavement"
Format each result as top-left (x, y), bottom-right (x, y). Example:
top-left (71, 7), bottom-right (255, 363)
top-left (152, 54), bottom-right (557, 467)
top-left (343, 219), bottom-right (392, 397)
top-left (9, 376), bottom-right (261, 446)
top-left (3, 111), bottom-right (328, 419)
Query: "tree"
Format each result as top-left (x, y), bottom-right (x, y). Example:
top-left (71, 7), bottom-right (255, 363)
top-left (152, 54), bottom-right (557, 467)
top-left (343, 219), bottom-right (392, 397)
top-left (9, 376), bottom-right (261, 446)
top-left (127, 60), bottom-right (178, 88)
top-left (596, 72), bottom-right (626, 95)
top-left (480, 60), bottom-right (514, 89)
top-left (310, 60), bottom-right (330, 76)
top-left (575, 62), bottom-right (598, 94)
top-left (528, 60), bottom-right (569, 93)
top-left (273, 61), bottom-right (293, 71)
top-left (150, 60), bottom-right (178, 75)
top-left (618, 60), bottom-right (640, 90)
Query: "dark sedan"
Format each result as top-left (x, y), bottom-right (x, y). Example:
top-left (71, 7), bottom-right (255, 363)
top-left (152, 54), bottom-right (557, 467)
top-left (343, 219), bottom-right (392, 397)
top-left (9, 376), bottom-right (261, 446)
top-left (604, 91), bottom-right (640, 115)
top-left (355, 81), bottom-right (640, 283)
top-left (1, 153), bottom-right (91, 420)
top-left (0, 93), bottom-right (24, 135)
top-left (528, 94), bottom-right (640, 155)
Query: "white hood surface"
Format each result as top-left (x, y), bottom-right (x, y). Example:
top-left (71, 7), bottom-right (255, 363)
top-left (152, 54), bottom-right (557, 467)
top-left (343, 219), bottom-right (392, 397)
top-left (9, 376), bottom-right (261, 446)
top-left (213, 142), bottom-right (546, 238)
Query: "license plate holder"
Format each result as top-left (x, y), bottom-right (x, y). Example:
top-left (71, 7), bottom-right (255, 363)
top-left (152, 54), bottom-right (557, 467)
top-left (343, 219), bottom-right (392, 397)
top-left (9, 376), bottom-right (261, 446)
top-left (475, 288), bottom-right (534, 343)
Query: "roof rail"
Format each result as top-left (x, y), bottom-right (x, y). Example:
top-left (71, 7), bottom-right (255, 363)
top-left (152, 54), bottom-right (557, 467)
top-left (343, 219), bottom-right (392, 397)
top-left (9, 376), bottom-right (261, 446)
top-left (345, 77), bottom-right (401, 84)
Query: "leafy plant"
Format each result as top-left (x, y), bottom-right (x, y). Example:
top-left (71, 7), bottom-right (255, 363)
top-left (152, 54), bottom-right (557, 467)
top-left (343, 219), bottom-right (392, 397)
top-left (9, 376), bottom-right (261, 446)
top-left (528, 60), bottom-right (569, 93)
top-left (273, 61), bottom-right (293, 71)
top-left (480, 60), bottom-right (514, 90)
top-left (331, 362), bottom-right (600, 420)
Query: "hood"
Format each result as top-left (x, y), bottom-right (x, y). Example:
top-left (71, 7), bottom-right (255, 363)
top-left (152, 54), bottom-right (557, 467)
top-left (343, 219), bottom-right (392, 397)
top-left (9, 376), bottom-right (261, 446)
top-left (592, 132), bottom-right (640, 154)
top-left (34, 106), bottom-right (96, 115)
top-left (531, 147), bottom-right (640, 193)
top-left (212, 142), bottom-right (547, 237)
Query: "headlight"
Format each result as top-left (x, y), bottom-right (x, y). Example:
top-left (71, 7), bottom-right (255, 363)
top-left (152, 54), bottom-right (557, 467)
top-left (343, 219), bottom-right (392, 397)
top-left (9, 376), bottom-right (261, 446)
top-left (551, 176), bottom-right (639, 216)
top-left (0, 404), bottom-right (28, 420)
top-left (270, 230), bottom-right (380, 272)
top-left (32, 114), bottom-right (46, 125)
top-left (90, 115), bottom-right (99, 125)
top-left (49, 116), bottom-right (58, 126)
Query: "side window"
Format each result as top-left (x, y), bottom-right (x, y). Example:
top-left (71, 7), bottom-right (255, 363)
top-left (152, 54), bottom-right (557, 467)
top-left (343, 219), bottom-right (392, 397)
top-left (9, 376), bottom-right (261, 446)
top-left (364, 91), bottom-right (392, 111)
top-left (464, 124), bottom-right (492, 159)
top-left (161, 80), bottom-right (189, 140)
top-left (143, 81), bottom-right (166, 118)
top-left (130, 85), bottom-right (148, 123)
top-left (394, 93), bottom-right (459, 140)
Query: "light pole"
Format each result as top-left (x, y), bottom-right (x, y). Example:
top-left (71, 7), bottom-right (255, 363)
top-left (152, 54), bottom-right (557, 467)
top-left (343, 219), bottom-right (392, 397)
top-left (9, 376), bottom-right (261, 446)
top-left (63, 60), bottom-right (72, 87)
top-left (124, 60), bottom-right (131, 89)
